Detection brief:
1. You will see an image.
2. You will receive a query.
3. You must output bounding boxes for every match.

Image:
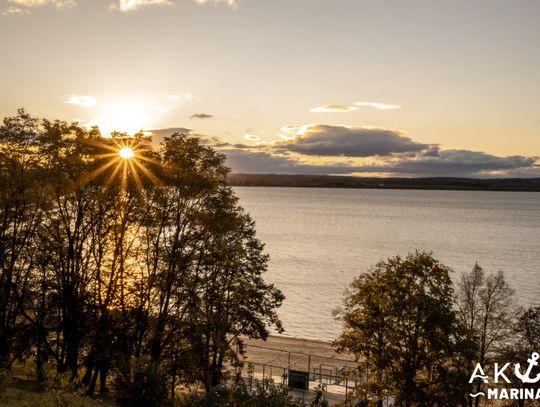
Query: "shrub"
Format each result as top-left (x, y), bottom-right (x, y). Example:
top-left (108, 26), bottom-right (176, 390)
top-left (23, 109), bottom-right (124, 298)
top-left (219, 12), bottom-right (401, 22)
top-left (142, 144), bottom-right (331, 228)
top-left (114, 356), bottom-right (167, 407)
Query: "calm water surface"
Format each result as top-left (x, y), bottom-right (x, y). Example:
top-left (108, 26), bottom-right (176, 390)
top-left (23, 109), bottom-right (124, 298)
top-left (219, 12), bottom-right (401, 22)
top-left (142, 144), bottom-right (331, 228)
top-left (233, 187), bottom-right (540, 341)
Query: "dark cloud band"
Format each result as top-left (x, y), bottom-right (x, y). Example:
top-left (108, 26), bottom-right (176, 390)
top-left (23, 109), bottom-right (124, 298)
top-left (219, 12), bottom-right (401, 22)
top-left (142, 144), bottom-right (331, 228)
top-left (274, 124), bottom-right (432, 157)
top-left (224, 147), bottom-right (539, 178)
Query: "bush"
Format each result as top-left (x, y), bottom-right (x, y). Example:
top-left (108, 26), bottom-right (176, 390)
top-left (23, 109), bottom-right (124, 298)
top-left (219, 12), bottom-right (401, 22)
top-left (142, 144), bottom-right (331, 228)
top-left (0, 368), bottom-right (12, 395)
top-left (114, 356), bottom-right (167, 407)
top-left (175, 374), bottom-right (328, 407)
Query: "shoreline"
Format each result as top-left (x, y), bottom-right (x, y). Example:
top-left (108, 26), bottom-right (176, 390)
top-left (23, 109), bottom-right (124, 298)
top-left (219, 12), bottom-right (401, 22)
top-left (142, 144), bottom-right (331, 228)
top-left (228, 173), bottom-right (540, 192)
top-left (242, 335), bottom-right (355, 366)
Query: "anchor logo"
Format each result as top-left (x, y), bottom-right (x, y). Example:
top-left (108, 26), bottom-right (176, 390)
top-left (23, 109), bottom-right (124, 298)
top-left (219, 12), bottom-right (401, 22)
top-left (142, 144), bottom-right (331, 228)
top-left (515, 352), bottom-right (540, 384)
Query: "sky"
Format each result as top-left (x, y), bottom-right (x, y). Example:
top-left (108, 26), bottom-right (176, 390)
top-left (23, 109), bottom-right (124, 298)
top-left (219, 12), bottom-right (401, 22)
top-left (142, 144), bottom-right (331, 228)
top-left (1, 0), bottom-right (539, 177)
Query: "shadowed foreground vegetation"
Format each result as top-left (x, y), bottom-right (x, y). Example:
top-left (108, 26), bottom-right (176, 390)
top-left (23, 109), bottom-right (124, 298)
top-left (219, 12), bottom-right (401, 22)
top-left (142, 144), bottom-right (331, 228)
top-left (335, 252), bottom-right (540, 406)
top-left (0, 109), bottom-right (287, 405)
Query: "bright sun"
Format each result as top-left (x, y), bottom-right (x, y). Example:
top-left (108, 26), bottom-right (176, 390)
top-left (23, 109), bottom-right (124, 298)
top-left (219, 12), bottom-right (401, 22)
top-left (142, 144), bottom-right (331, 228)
top-left (119, 147), bottom-right (135, 159)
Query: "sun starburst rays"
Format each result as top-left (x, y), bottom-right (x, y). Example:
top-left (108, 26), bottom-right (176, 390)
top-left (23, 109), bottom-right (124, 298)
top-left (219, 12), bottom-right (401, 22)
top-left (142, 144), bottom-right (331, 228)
top-left (81, 135), bottom-right (162, 191)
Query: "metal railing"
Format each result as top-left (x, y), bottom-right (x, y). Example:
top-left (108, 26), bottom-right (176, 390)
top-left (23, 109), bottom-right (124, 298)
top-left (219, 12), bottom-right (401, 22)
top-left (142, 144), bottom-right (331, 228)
top-left (236, 343), bottom-right (361, 402)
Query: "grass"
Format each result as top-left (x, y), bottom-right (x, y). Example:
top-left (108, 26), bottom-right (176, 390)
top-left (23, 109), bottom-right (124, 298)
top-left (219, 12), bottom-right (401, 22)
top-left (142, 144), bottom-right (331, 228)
top-left (0, 362), bottom-right (116, 407)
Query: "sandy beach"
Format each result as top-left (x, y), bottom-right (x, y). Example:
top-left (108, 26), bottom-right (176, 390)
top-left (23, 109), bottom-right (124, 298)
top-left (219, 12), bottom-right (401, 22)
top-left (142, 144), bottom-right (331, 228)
top-left (243, 335), bottom-right (347, 359)
top-left (239, 335), bottom-right (358, 405)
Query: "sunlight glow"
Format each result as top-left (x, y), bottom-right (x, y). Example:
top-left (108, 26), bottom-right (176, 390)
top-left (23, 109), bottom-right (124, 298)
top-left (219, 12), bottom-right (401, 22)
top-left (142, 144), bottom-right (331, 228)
top-left (85, 100), bottom-right (153, 136)
top-left (119, 147), bottom-right (135, 159)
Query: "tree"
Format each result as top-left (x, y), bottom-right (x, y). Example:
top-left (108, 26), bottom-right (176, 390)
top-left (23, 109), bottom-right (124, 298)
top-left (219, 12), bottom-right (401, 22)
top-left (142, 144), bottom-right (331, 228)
top-left (36, 121), bottom-right (108, 378)
top-left (81, 135), bottom-right (158, 395)
top-left (180, 187), bottom-right (284, 391)
top-left (498, 306), bottom-right (540, 407)
top-left (515, 306), bottom-right (540, 353)
top-left (456, 264), bottom-right (517, 407)
top-left (0, 109), bottom-right (47, 368)
top-left (335, 251), bottom-right (464, 406)
top-left (0, 110), bottom-right (284, 404)
top-left (126, 134), bottom-right (284, 395)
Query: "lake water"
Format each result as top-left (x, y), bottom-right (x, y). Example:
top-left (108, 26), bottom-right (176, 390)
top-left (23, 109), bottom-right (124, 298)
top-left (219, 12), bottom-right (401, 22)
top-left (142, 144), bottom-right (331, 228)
top-left (233, 187), bottom-right (540, 341)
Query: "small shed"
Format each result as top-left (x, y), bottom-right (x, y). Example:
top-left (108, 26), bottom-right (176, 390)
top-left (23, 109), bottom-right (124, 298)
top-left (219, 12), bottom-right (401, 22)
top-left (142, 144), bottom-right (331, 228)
top-left (288, 369), bottom-right (309, 390)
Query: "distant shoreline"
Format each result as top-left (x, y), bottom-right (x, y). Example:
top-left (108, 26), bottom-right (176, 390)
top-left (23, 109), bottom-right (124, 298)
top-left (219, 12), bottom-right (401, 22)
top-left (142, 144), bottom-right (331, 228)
top-left (228, 173), bottom-right (540, 192)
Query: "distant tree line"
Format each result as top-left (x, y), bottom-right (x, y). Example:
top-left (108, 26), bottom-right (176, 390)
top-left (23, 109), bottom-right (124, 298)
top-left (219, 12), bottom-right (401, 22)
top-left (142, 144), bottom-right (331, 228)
top-left (227, 174), bottom-right (540, 192)
top-left (0, 109), bottom-right (285, 405)
top-left (335, 251), bottom-right (540, 407)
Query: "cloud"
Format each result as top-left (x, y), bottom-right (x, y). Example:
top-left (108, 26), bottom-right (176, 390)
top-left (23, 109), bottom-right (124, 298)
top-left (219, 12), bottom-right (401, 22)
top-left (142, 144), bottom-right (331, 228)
top-left (3, 0), bottom-right (238, 13)
top-left (191, 113), bottom-right (213, 119)
top-left (64, 95), bottom-right (97, 107)
top-left (144, 127), bottom-right (222, 148)
top-left (355, 101), bottom-right (401, 110)
top-left (244, 134), bottom-right (260, 141)
top-left (2, 6), bottom-right (29, 15)
top-left (156, 106), bottom-right (168, 113)
top-left (144, 127), bottom-right (192, 136)
top-left (310, 105), bottom-right (358, 113)
top-left (6, 0), bottom-right (75, 9)
top-left (224, 148), bottom-right (398, 176)
top-left (143, 127), bottom-right (192, 144)
top-left (225, 149), bottom-right (317, 174)
top-left (193, 0), bottom-right (237, 8)
top-left (110, 0), bottom-right (172, 12)
top-left (223, 147), bottom-right (540, 178)
top-left (274, 124), bottom-right (431, 157)
top-left (169, 93), bottom-right (193, 101)
top-left (392, 150), bottom-right (538, 177)
top-left (143, 125), bottom-right (540, 178)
